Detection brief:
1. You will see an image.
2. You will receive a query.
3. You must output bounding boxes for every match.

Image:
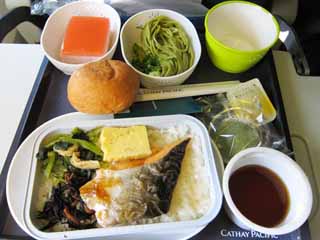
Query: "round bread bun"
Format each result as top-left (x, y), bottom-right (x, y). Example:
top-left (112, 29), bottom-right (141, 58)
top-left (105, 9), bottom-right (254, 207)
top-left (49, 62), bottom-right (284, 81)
top-left (68, 59), bottom-right (140, 114)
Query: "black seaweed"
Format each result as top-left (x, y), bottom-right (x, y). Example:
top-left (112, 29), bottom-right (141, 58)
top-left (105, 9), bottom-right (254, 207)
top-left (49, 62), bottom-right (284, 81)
top-left (143, 139), bottom-right (190, 217)
top-left (36, 147), bottom-right (49, 161)
top-left (71, 127), bottom-right (89, 141)
top-left (157, 139), bottom-right (189, 213)
top-left (78, 146), bottom-right (102, 161)
top-left (65, 165), bottom-right (95, 189)
top-left (38, 168), bottom-right (96, 230)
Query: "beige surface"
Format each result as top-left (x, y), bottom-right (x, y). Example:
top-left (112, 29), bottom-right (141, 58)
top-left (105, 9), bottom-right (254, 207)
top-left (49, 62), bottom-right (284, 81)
top-left (271, 0), bottom-right (298, 24)
top-left (4, 0), bottom-right (41, 43)
top-left (273, 50), bottom-right (320, 239)
top-left (0, 44), bottom-right (44, 173)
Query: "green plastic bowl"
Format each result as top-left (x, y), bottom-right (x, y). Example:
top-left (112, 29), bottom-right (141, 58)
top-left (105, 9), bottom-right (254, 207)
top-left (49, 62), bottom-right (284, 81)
top-left (205, 1), bottom-right (280, 73)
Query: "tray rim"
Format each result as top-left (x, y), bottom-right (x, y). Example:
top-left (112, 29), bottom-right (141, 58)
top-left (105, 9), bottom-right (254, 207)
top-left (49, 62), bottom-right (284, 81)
top-left (1, 54), bottom-right (312, 240)
top-left (0, 16), bottom-right (311, 240)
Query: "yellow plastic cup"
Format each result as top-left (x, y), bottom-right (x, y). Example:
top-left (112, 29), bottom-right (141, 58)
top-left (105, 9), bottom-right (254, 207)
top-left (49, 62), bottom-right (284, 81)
top-left (204, 1), bottom-right (280, 73)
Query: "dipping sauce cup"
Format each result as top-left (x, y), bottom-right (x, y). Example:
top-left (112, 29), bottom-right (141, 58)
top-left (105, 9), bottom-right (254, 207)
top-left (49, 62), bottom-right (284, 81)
top-left (223, 147), bottom-right (313, 235)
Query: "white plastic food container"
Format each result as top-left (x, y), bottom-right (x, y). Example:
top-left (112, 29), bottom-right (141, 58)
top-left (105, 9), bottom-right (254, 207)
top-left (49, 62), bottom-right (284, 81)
top-left (120, 9), bottom-right (202, 88)
top-left (23, 115), bottom-right (222, 240)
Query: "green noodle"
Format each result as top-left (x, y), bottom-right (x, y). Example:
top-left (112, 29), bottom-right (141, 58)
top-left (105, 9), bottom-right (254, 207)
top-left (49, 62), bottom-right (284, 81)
top-left (131, 16), bottom-right (194, 77)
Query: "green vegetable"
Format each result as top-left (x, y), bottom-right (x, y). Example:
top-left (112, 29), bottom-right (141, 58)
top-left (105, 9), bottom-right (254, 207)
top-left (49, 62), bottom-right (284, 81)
top-left (44, 151), bottom-right (57, 178)
top-left (39, 127), bottom-right (103, 179)
top-left (132, 44), bottom-right (162, 76)
top-left (71, 127), bottom-right (89, 141)
top-left (53, 141), bottom-right (72, 150)
top-left (41, 133), bottom-right (69, 147)
top-left (61, 155), bottom-right (71, 167)
top-left (45, 136), bottom-right (103, 157)
top-left (50, 156), bottom-right (68, 185)
top-left (86, 126), bottom-right (103, 145)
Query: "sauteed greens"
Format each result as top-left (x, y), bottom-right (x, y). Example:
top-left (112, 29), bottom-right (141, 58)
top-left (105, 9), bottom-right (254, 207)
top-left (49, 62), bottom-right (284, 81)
top-left (37, 126), bottom-right (103, 180)
top-left (36, 127), bottom-right (103, 230)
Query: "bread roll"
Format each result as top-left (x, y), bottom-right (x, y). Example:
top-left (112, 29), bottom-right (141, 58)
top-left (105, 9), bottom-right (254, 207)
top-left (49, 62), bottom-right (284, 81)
top-left (68, 60), bottom-right (140, 114)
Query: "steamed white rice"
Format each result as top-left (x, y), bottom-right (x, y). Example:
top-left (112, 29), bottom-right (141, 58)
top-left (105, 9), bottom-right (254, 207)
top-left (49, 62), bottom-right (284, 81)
top-left (146, 124), bottom-right (212, 223)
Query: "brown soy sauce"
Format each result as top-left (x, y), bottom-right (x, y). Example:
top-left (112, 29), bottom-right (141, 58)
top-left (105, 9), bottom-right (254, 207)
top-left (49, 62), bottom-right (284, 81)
top-left (229, 165), bottom-right (289, 227)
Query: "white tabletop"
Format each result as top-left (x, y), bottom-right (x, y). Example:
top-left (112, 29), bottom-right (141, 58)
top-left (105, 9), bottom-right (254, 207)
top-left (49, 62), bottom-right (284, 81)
top-left (0, 44), bottom-right (44, 173)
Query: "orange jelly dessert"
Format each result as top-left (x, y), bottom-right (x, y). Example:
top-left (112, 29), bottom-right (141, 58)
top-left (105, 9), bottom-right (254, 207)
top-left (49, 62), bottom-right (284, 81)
top-left (60, 16), bottom-right (110, 64)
